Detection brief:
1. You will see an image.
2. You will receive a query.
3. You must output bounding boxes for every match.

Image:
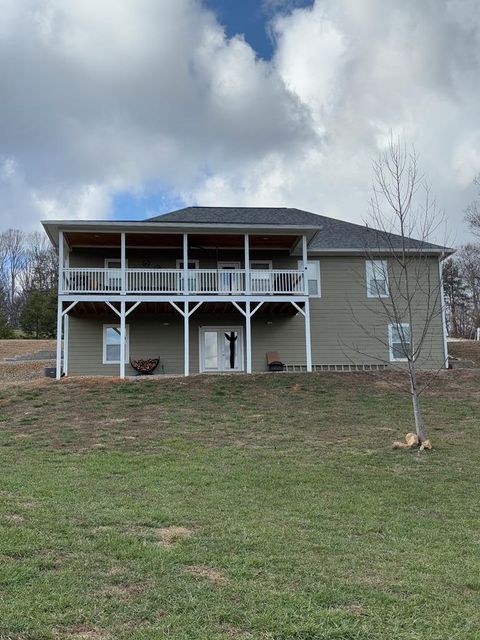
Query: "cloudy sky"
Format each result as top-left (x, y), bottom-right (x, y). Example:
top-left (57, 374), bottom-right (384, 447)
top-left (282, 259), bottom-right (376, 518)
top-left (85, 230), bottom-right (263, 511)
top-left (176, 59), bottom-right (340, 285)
top-left (0, 0), bottom-right (479, 243)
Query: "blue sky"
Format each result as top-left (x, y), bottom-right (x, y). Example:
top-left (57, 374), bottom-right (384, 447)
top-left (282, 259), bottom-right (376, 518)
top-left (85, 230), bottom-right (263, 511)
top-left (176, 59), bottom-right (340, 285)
top-left (203, 0), bottom-right (314, 60)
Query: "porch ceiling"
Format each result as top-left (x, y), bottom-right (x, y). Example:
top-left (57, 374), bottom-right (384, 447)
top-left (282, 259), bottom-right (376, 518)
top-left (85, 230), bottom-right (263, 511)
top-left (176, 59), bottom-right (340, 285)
top-left (64, 231), bottom-right (298, 250)
top-left (65, 232), bottom-right (183, 248)
top-left (69, 300), bottom-right (302, 317)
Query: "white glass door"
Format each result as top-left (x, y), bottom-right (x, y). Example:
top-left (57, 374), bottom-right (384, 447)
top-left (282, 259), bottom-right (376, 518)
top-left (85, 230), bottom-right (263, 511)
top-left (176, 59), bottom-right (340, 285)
top-left (250, 261), bottom-right (273, 294)
top-left (176, 260), bottom-right (199, 292)
top-left (217, 262), bottom-right (241, 293)
top-left (200, 327), bottom-right (244, 373)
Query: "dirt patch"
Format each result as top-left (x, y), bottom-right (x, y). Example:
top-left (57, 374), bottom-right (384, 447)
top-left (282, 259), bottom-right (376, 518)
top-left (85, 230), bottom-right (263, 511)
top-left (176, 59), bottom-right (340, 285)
top-left (0, 339), bottom-right (56, 361)
top-left (95, 581), bottom-right (147, 602)
top-left (327, 603), bottom-right (364, 617)
top-left (222, 625), bottom-right (248, 637)
top-left (183, 565), bottom-right (228, 585)
top-left (53, 625), bottom-right (108, 639)
top-left (5, 513), bottom-right (25, 525)
top-left (0, 360), bottom-right (55, 386)
top-left (126, 525), bottom-right (193, 548)
top-left (156, 526), bottom-right (193, 547)
top-left (449, 340), bottom-right (480, 367)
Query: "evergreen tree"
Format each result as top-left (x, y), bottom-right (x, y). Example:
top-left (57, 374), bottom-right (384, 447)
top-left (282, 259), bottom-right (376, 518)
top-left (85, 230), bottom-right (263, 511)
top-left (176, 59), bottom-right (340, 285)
top-left (0, 307), bottom-right (14, 338)
top-left (19, 289), bottom-right (57, 338)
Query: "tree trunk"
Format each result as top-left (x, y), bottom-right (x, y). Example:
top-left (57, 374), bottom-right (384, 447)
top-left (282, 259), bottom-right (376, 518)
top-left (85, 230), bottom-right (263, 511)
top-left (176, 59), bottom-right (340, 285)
top-left (408, 364), bottom-right (426, 443)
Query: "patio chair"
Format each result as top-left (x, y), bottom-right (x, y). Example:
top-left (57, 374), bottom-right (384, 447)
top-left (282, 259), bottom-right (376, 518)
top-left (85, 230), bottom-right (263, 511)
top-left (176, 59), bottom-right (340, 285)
top-left (266, 351), bottom-right (286, 372)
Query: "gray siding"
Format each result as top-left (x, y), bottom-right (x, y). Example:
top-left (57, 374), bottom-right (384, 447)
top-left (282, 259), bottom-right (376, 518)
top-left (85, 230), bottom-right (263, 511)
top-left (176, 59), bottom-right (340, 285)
top-left (69, 248), bottom-right (297, 270)
top-left (67, 256), bottom-right (446, 375)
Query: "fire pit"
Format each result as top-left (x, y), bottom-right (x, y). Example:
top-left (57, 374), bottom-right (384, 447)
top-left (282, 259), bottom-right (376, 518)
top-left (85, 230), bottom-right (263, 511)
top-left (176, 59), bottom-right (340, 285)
top-left (130, 358), bottom-right (160, 375)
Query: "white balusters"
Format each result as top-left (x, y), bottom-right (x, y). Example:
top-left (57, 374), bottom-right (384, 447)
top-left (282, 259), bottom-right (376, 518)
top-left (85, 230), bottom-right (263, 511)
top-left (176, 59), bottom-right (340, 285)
top-left (61, 267), bottom-right (305, 295)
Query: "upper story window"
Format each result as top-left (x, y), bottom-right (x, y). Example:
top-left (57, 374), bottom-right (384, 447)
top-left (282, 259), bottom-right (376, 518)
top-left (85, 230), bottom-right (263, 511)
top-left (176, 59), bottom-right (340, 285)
top-left (105, 259), bottom-right (126, 290)
top-left (250, 261), bottom-right (272, 293)
top-left (176, 259), bottom-right (199, 292)
top-left (103, 325), bottom-right (129, 364)
top-left (389, 323), bottom-right (411, 362)
top-left (366, 260), bottom-right (389, 298)
top-left (298, 260), bottom-right (321, 297)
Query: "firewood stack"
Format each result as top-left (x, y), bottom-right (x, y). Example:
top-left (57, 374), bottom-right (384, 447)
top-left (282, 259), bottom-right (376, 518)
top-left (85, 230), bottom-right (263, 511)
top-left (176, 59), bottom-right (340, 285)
top-left (130, 358), bottom-right (160, 375)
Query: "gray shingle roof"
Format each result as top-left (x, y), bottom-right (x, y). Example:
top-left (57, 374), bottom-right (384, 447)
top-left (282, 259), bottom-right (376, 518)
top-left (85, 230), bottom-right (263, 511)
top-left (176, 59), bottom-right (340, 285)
top-left (147, 206), bottom-right (451, 254)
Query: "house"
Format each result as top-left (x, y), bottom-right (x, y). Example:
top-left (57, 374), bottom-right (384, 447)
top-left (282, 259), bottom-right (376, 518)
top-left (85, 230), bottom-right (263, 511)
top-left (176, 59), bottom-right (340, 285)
top-left (42, 207), bottom-right (451, 379)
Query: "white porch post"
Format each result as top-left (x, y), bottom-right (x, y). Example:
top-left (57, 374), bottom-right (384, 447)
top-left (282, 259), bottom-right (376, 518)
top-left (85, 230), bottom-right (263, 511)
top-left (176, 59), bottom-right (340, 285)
top-left (184, 301), bottom-right (189, 376)
top-left (183, 233), bottom-right (188, 295)
top-left (244, 234), bottom-right (250, 295)
top-left (121, 232), bottom-right (126, 294)
top-left (56, 230), bottom-right (64, 379)
top-left (55, 299), bottom-right (63, 379)
top-left (120, 300), bottom-right (126, 379)
top-left (63, 314), bottom-right (69, 376)
top-left (304, 298), bottom-right (312, 372)
top-left (245, 300), bottom-right (252, 373)
top-left (58, 230), bottom-right (64, 294)
top-left (302, 234), bottom-right (308, 295)
top-left (439, 257), bottom-right (449, 368)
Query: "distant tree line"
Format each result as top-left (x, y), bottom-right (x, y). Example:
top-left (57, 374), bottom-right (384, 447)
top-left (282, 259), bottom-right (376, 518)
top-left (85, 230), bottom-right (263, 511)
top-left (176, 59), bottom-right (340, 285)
top-left (0, 229), bottom-right (57, 338)
top-left (443, 176), bottom-right (480, 338)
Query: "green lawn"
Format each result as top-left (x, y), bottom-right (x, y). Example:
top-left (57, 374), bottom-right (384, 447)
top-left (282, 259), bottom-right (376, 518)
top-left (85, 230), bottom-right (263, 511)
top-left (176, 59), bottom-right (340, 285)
top-left (0, 372), bottom-right (479, 639)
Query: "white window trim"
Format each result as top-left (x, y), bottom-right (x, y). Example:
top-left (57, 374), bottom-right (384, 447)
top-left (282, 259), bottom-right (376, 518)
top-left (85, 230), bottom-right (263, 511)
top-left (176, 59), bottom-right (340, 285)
top-left (104, 258), bottom-right (128, 268)
top-left (199, 326), bottom-right (244, 373)
top-left (388, 323), bottom-right (411, 362)
top-left (175, 259), bottom-right (199, 269)
top-left (297, 259), bottom-right (321, 298)
top-left (366, 260), bottom-right (389, 298)
top-left (250, 260), bottom-right (273, 270)
top-left (103, 324), bottom-right (130, 365)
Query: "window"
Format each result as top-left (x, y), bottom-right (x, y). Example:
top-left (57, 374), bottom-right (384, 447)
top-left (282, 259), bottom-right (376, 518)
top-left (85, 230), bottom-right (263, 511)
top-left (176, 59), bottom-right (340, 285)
top-left (250, 261), bottom-right (272, 293)
top-left (389, 323), bottom-right (411, 362)
top-left (176, 259), bottom-right (199, 292)
top-left (366, 260), bottom-right (389, 298)
top-left (103, 325), bottom-right (129, 364)
top-left (250, 261), bottom-right (272, 270)
top-left (297, 260), bottom-right (321, 297)
top-left (104, 259), bottom-right (127, 291)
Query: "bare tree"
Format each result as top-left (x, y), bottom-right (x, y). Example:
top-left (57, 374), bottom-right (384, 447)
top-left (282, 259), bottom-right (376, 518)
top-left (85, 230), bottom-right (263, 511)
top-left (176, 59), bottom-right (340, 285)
top-left (456, 244), bottom-right (480, 335)
top-left (465, 175), bottom-right (480, 235)
top-left (1, 229), bottom-right (26, 325)
top-left (350, 139), bottom-right (449, 445)
top-left (20, 231), bottom-right (57, 292)
top-left (443, 257), bottom-right (470, 338)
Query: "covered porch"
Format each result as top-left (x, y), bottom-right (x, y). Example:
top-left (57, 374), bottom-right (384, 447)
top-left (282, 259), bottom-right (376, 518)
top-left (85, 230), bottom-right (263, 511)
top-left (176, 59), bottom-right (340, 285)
top-left (58, 230), bottom-right (308, 296)
top-left (58, 297), bottom-right (312, 378)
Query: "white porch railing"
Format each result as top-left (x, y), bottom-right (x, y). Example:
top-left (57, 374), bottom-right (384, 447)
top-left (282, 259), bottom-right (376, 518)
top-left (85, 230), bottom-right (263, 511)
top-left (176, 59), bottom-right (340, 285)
top-left (61, 268), bottom-right (305, 295)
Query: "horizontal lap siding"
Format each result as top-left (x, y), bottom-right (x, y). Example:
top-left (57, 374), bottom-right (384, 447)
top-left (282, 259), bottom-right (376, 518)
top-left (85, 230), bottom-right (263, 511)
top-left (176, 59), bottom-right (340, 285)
top-left (69, 248), bottom-right (298, 269)
top-left (309, 256), bottom-right (445, 369)
top-left (66, 256), bottom-right (446, 375)
top-left (68, 315), bottom-right (183, 376)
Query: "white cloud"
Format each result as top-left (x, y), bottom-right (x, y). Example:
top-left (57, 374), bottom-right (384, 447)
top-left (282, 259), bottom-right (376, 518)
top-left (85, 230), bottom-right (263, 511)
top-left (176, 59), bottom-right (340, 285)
top-left (0, 0), bottom-right (478, 241)
top-left (189, 0), bottom-right (480, 241)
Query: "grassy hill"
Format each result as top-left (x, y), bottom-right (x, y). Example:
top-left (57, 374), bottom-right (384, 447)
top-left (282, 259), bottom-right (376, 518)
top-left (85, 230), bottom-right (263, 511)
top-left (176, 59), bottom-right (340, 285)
top-left (0, 371), bottom-right (479, 639)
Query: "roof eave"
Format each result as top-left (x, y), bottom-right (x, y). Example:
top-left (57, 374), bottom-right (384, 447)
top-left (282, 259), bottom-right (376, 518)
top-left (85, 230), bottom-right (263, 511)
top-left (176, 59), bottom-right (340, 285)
top-left (308, 247), bottom-right (455, 258)
top-left (41, 219), bottom-right (321, 247)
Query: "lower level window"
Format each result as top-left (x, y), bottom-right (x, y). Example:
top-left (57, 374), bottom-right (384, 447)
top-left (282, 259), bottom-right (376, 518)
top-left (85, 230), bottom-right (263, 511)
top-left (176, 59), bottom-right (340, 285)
top-left (389, 323), bottom-right (411, 362)
top-left (103, 325), bottom-right (129, 364)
